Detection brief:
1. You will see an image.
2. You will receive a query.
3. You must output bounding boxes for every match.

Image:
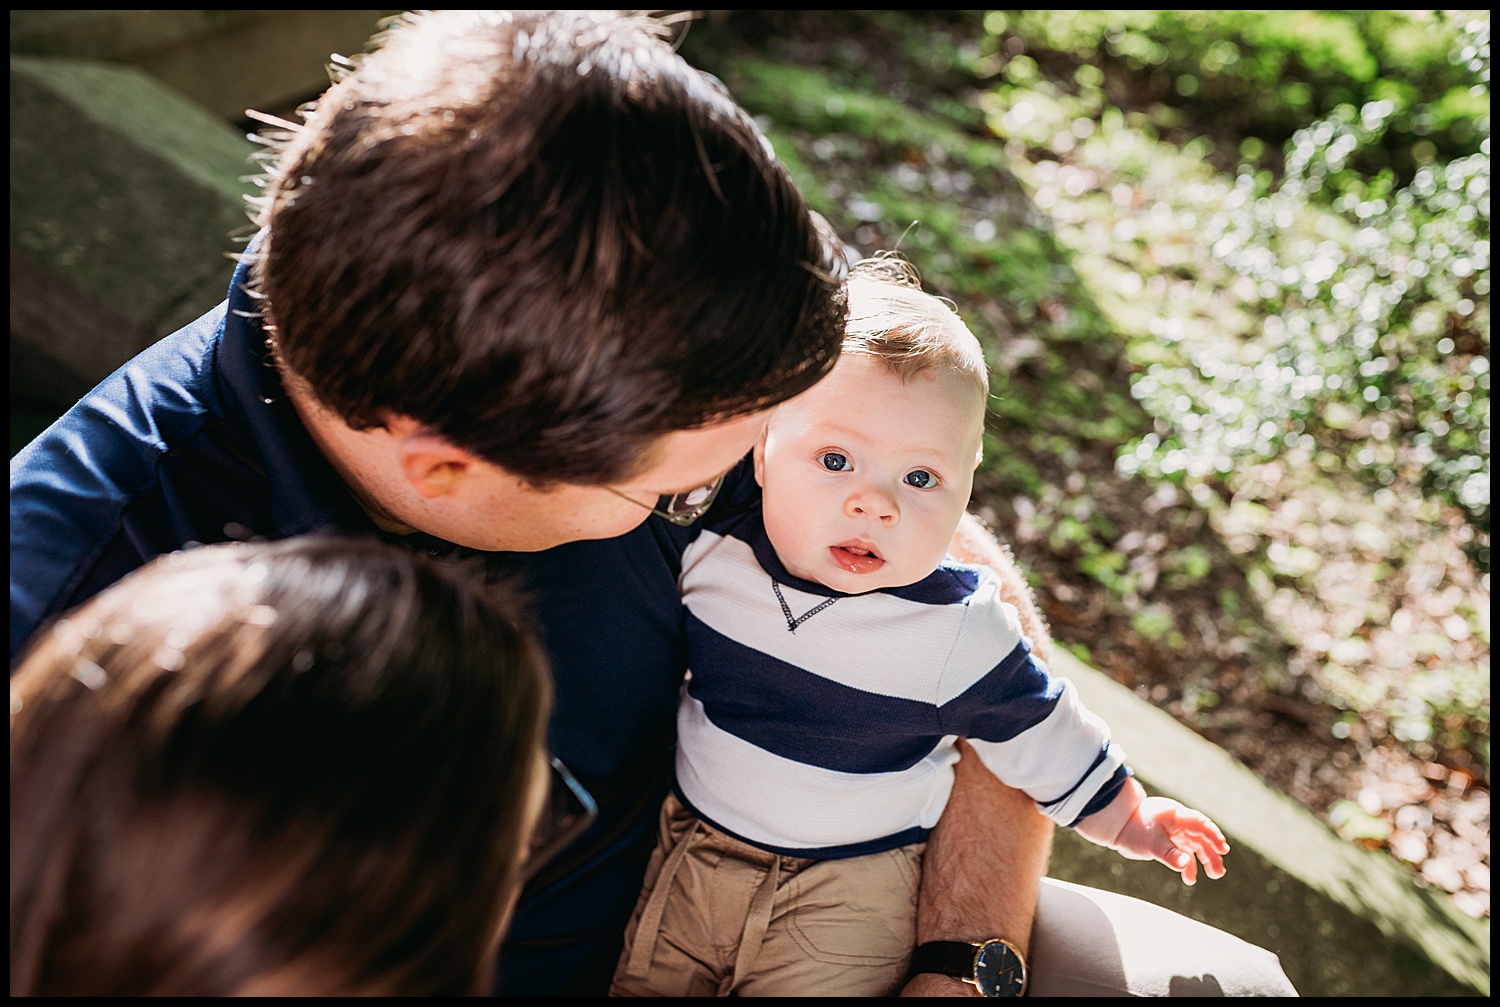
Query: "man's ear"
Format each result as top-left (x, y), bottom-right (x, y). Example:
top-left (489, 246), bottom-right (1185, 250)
top-left (752, 424), bottom-right (770, 488)
top-left (398, 432), bottom-right (475, 499)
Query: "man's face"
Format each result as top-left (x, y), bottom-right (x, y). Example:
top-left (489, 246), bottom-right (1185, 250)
top-left (755, 354), bottom-right (982, 594)
top-left (437, 411), bottom-right (771, 552)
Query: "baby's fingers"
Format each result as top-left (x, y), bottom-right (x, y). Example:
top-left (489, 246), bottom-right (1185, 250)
top-left (1132, 823), bottom-right (1202, 882)
top-left (1186, 840), bottom-right (1226, 881)
top-left (1198, 838), bottom-right (1229, 880)
top-left (1164, 845), bottom-right (1199, 885)
top-left (1168, 819), bottom-right (1229, 881)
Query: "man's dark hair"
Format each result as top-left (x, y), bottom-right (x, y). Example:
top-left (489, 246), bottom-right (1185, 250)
top-left (252, 10), bottom-right (845, 485)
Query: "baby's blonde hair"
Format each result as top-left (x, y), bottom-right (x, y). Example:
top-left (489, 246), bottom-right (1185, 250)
top-left (842, 255), bottom-right (989, 403)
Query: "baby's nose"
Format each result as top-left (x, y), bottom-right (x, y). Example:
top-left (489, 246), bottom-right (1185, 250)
top-left (846, 487), bottom-right (898, 524)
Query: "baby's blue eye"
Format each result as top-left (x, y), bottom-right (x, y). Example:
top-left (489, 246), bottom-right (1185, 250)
top-left (820, 452), bottom-right (850, 471)
top-left (905, 470), bottom-right (936, 489)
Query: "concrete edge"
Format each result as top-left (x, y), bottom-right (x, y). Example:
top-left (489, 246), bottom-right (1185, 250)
top-left (1053, 649), bottom-right (1489, 995)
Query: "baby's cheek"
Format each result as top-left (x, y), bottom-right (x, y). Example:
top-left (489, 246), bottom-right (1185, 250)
top-left (923, 541), bottom-right (953, 574)
top-left (762, 501), bottom-right (804, 557)
top-left (915, 524), bottom-right (960, 574)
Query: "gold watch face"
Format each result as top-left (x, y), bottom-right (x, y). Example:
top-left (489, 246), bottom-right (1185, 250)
top-left (974, 939), bottom-right (1028, 997)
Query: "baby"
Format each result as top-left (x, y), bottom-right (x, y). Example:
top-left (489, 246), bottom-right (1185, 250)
top-left (611, 258), bottom-right (1228, 997)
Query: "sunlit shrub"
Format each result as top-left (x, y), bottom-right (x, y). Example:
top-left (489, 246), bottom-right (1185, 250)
top-left (1120, 15), bottom-right (1490, 567)
top-left (986, 9), bottom-right (1488, 177)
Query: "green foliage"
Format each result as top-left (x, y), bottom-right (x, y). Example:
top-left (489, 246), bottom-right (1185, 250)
top-left (732, 60), bottom-right (1004, 162)
top-left (1130, 603), bottom-right (1180, 644)
top-left (1329, 799), bottom-right (1394, 844)
top-left (984, 9), bottom-right (1489, 175)
top-left (1118, 17), bottom-right (1491, 564)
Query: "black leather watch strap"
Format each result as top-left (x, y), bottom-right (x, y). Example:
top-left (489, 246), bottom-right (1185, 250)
top-left (908, 939), bottom-right (1028, 997)
top-left (909, 940), bottom-right (981, 980)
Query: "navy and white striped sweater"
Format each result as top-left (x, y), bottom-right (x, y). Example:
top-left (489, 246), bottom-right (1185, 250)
top-left (673, 509), bottom-right (1131, 859)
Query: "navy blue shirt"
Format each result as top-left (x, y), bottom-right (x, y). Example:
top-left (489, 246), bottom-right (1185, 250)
top-left (9, 252), bottom-right (755, 995)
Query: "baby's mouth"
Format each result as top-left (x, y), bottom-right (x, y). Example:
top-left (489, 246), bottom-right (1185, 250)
top-left (829, 541), bottom-right (885, 574)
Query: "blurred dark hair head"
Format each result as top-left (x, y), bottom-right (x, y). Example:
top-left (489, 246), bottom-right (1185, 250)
top-left (252, 9), bottom-right (846, 486)
top-left (10, 536), bottom-right (551, 996)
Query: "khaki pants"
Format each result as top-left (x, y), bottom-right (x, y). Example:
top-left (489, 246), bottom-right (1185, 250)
top-left (611, 794), bottom-right (922, 997)
top-left (611, 797), bottom-right (1301, 998)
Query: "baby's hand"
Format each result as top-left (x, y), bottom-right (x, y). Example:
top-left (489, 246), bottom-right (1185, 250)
top-left (1113, 796), bottom-right (1229, 885)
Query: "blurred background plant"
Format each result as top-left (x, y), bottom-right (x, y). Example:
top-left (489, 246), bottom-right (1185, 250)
top-left (683, 8), bottom-right (1489, 918)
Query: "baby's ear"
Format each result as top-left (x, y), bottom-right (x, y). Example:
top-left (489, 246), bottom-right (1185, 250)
top-left (752, 424), bottom-right (770, 488)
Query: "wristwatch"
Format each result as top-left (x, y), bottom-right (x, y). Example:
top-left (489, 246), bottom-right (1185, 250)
top-left (908, 939), bottom-right (1028, 997)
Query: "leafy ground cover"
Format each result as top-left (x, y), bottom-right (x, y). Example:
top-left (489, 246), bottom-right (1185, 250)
top-left (681, 9), bottom-right (1490, 919)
